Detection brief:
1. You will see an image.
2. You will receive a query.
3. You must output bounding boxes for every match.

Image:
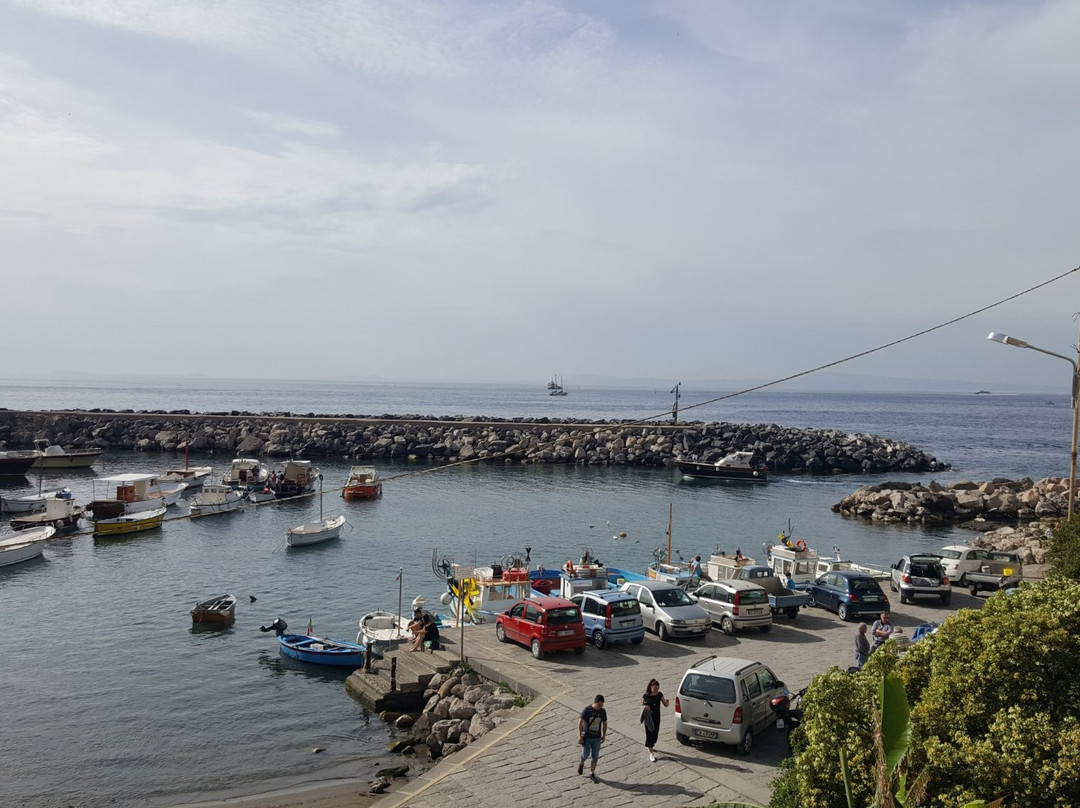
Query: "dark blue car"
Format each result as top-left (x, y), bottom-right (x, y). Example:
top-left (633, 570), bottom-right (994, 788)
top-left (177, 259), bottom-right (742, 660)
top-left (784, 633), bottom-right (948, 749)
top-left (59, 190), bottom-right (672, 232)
top-left (806, 571), bottom-right (890, 621)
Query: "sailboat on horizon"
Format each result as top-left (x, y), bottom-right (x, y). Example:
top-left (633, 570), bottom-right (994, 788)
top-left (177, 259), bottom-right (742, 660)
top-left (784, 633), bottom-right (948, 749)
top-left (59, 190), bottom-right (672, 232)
top-left (548, 374), bottom-right (568, 396)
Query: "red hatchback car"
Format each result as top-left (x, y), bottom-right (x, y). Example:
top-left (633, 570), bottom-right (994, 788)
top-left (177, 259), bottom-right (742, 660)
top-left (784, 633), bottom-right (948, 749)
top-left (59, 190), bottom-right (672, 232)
top-left (495, 596), bottom-right (587, 659)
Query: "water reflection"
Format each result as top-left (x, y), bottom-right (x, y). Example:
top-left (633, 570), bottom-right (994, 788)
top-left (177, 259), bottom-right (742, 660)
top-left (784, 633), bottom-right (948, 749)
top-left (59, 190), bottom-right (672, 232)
top-left (256, 650), bottom-right (355, 683)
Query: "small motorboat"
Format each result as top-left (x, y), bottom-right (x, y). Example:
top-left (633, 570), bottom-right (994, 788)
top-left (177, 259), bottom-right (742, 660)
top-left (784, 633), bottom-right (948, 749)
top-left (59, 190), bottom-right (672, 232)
top-left (269, 460), bottom-right (321, 499)
top-left (0, 450), bottom-right (40, 478)
top-left (188, 485), bottom-right (246, 517)
top-left (676, 451), bottom-right (769, 481)
top-left (342, 466), bottom-right (382, 500)
top-left (190, 593), bottom-right (237, 625)
top-left (261, 618), bottom-right (365, 667)
top-left (356, 610), bottom-right (410, 656)
top-left (30, 440), bottom-right (102, 470)
top-left (0, 525), bottom-right (55, 567)
top-left (159, 466), bottom-right (213, 489)
top-left (93, 506), bottom-right (167, 537)
top-left (0, 487), bottom-right (73, 514)
top-left (10, 493), bottom-right (84, 532)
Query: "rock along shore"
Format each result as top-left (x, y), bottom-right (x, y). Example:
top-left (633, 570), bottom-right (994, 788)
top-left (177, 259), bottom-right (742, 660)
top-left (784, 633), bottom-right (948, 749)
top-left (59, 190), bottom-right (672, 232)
top-left (0, 409), bottom-right (949, 475)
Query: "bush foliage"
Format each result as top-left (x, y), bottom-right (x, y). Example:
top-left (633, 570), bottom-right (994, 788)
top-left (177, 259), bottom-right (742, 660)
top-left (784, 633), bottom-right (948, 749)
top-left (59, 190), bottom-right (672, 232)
top-left (1047, 516), bottom-right (1080, 580)
top-left (770, 578), bottom-right (1080, 808)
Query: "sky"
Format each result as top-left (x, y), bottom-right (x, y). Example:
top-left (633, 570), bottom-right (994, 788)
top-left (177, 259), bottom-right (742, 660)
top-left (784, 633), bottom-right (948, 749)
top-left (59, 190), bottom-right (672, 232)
top-left (2, 0), bottom-right (1079, 390)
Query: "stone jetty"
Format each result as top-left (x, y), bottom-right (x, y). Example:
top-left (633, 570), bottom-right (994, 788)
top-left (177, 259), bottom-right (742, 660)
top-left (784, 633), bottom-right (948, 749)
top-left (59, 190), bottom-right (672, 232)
top-left (0, 409), bottom-right (948, 474)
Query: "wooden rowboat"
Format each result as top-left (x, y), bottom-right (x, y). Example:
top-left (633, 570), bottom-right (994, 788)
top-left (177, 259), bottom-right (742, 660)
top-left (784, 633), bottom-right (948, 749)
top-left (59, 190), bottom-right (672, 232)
top-left (191, 593), bottom-right (237, 625)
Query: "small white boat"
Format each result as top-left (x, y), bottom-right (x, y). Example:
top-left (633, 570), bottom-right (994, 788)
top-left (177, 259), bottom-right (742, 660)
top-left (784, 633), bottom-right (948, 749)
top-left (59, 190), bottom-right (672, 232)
top-left (356, 610), bottom-right (410, 655)
top-left (0, 525), bottom-right (55, 567)
top-left (222, 458), bottom-right (270, 489)
top-left (189, 485), bottom-right (246, 517)
top-left (0, 487), bottom-right (73, 514)
top-left (10, 493), bottom-right (84, 532)
top-left (159, 466), bottom-right (212, 489)
top-left (89, 474), bottom-right (186, 518)
top-left (30, 439), bottom-right (101, 470)
top-left (286, 478), bottom-right (345, 547)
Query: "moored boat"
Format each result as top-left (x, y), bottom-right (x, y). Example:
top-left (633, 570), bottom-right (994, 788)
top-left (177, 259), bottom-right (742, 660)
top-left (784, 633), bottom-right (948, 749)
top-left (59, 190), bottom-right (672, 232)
top-left (10, 493), bottom-right (84, 532)
top-left (159, 466), bottom-right (212, 489)
top-left (188, 484), bottom-right (246, 517)
top-left (88, 473), bottom-right (187, 519)
top-left (0, 487), bottom-right (72, 514)
top-left (0, 450), bottom-right (40, 478)
top-left (270, 460), bottom-right (320, 499)
top-left (190, 593), bottom-right (237, 625)
top-left (0, 525), bottom-right (55, 567)
top-left (261, 618), bottom-right (365, 667)
top-left (30, 439), bottom-right (101, 470)
top-left (285, 477), bottom-right (345, 546)
top-left (676, 451), bottom-right (769, 481)
top-left (342, 466), bottom-right (382, 500)
top-left (356, 610), bottom-right (410, 655)
top-left (222, 458), bottom-right (270, 490)
top-left (93, 505), bottom-right (167, 537)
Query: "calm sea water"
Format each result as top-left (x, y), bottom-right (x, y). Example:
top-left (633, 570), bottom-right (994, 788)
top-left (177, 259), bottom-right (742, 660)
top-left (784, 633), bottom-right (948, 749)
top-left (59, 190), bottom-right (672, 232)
top-left (0, 379), bottom-right (1071, 808)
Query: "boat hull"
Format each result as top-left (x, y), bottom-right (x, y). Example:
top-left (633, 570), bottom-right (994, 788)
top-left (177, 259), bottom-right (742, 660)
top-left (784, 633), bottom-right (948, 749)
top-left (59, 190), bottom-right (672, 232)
top-left (31, 452), bottom-right (101, 470)
top-left (191, 594), bottom-right (237, 625)
top-left (93, 507), bottom-right (167, 537)
top-left (343, 484), bottom-right (382, 500)
top-left (676, 460), bottom-right (768, 481)
top-left (286, 514), bottom-right (345, 547)
top-left (0, 452), bottom-right (39, 478)
top-left (277, 634), bottom-right (365, 667)
top-left (0, 526), bottom-right (55, 567)
top-left (10, 507), bottom-right (84, 532)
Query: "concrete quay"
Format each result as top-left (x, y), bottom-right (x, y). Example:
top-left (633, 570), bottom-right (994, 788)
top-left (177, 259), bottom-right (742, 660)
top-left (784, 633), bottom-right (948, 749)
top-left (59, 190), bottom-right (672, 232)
top-left (378, 592), bottom-right (981, 808)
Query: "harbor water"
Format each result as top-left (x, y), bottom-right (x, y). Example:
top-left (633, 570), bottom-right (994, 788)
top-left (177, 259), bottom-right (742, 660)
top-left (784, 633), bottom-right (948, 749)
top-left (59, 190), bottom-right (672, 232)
top-left (0, 379), bottom-right (1069, 808)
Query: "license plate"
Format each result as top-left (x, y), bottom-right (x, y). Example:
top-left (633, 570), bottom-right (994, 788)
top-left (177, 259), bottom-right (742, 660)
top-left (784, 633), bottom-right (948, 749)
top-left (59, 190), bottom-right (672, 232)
top-left (693, 728), bottom-right (719, 740)
top-left (620, 620), bottom-right (634, 626)
top-left (747, 608), bottom-right (764, 615)
top-left (557, 629), bottom-right (575, 636)
top-left (775, 718), bottom-right (785, 729)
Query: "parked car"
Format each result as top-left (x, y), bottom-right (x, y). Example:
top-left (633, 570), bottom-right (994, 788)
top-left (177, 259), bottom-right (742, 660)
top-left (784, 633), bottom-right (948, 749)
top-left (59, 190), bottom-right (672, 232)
top-left (805, 571), bottom-right (890, 621)
top-left (690, 579), bottom-right (773, 635)
top-left (890, 554), bottom-right (950, 605)
top-left (937, 545), bottom-right (988, 586)
top-left (570, 589), bottom-right (645, 649)
top-left (618, 580), bottom-right (711, 640)
top-left (494, 596), bottom-right (587, 659)
top-left (674, 655), bottom-right (786, 755)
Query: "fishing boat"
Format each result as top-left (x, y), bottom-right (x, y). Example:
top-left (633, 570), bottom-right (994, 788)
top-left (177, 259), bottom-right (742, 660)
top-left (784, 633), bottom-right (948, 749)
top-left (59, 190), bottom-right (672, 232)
top-left (342, 466), bottom-right (382, 500)
top-left (646, 504), bottom-right (696, 588)
top-left (159, 451), bottom-right (212, 489)
top-left (548, 374), bottom-right (568, 396)
top-left (93, 505), bottom-right (167, 537)
top-left (285, 477), bottom-right (345, 547)
top-left (188, 484), bottom-right (246, 517)
top-left (261, 618), bottom-right (365, 667)
top-left (356, 610), bottom-right (411, 655)
top-left (0, 487), bottom-right (72, 514)
top-left (88, 473), bottom-right (187, 519)
top-left (10, 492), bottom-right (84, 532)
top-left (0, 450), bottom-right (40, 478)
top-left (270, 460), bottom-right (320, 499)
top-left (190, 593), bottom-right (237, 625)
top-left (30, 440), bottom-right (101, 470)
top-left (675, 450), bottom-right (769, 481)
top-left (432, 548), bottom-right (537, 624)
top-left (222, 458), bottom-right (271, 490)
top-left (0, 525), bottom-right (55, 567)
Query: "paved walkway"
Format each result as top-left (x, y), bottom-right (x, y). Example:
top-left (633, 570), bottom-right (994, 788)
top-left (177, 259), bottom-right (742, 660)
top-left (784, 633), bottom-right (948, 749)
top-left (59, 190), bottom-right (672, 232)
top-left (379, 591), bottom-right (975, 808)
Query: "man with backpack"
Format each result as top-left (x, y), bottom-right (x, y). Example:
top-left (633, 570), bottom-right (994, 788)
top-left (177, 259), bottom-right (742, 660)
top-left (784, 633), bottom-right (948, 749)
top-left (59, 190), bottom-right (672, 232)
top-left (577, 694), bottom-right (608, 782)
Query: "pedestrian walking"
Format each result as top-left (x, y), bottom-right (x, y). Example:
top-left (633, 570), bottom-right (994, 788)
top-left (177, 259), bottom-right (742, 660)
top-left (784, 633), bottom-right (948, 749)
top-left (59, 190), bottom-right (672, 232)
top-left (854, 623), bottom-right (870, 668)
top-left (577, 694), bottom-right (607, 782)
top-left (641, 678), bottom-right (669, 762)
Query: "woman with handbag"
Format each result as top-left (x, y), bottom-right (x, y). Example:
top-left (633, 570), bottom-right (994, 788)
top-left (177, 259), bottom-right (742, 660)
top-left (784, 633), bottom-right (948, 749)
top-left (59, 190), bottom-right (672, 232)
top-left (641, 678), bottom-right (669, 762)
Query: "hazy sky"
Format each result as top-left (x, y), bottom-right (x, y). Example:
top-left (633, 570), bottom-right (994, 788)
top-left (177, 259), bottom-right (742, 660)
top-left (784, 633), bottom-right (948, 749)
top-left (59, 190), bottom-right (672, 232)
top-left (3, 1), bottom-right (1079, 389)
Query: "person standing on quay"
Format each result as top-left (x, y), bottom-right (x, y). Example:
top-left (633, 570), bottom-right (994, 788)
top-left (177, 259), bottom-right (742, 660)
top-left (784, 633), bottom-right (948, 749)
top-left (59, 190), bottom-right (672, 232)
top-left (577, 694), bottom-right (607, 782)
top-left (871, 612), bottom-right (893, 654)
top-left (642, 678), bottom-right (669, 762)
top-left (854, 623), bottom-right (870, 669)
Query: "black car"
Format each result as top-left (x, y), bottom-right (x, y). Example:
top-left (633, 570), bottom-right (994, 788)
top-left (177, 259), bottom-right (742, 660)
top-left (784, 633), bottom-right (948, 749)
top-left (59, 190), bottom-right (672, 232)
top-left (806, 571), bottom-right (890, 621)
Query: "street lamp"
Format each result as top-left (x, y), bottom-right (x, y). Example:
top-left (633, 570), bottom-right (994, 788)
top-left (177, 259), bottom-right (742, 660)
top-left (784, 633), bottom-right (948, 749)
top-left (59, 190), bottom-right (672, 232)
top-left (987, 330), bottom-right (1080, 518)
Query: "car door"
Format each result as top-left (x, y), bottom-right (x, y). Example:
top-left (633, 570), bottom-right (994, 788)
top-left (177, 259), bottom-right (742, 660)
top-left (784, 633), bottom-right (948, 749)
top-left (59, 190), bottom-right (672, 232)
top-left (521, 602), bottom-right (543, 645)
top-left (815, 573), bottom-right (837, 611)
top-left (503, 602), bottom-right (527, 643)
top-left (693, 584), bottom-right (721, 622)
top-left (635, 587), bottom-right (659, 628)
top-left (753, 666), bottom-right (783, 729)
top-left (742, 669), bottom-right (773, 731)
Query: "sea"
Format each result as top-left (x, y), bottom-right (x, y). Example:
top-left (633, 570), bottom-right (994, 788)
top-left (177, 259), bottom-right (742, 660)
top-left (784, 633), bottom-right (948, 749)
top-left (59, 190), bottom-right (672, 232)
top-left (0, 378), bottom-right (1069, 808)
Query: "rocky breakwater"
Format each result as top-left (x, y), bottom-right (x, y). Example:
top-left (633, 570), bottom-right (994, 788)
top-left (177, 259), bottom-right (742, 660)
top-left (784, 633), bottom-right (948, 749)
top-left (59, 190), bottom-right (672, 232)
top-left (387, 666), bottom-right (524, 762)
top-left (833, 476), bottom-right (1070, 564)
top-left (0, 409), bottom-right (948, 474)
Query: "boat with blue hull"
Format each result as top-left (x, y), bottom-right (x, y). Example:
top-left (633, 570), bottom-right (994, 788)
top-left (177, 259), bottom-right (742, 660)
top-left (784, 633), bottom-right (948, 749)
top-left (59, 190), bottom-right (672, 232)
top-left (260, 618), bottom-right (365, 667)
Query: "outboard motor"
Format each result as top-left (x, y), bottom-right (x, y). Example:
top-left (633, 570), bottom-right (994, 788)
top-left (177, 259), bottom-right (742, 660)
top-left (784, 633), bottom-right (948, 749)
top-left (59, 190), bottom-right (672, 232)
top-left (769, 687), bottom-right (806, 755)
top-left (259, 617), bottom-right (288, 636)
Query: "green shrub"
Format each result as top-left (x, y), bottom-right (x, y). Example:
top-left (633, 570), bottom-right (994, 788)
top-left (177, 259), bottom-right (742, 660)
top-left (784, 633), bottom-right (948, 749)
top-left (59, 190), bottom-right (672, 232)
top-left (1047, 516), bottom-right (1080, 579)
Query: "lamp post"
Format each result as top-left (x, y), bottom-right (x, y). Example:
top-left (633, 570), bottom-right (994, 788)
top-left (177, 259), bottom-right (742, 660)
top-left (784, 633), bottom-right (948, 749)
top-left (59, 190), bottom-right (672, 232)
top-left (988, 330), bottom-right (1080, 519)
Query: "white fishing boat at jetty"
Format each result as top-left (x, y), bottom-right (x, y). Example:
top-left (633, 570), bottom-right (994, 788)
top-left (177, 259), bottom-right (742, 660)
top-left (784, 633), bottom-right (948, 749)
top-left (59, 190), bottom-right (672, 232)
top-left (188, 484), bottom-right (246, 517)
top-left (159, 450), bottom-right (212, 489)
top-left (30, 439), bottom-right (101, 470)
top-left (432, 549), bottom-right (534, 624)
top-left (285, 478), bottom-right (344, 547)
top-left (1, 487), bottom-right (72, 514)
top-left (222, 458), bottom-right (270, 489)
top-left (88, 473), bottom-right (186, 519)
top-left (10, 492), bottom-right (84, 532)
top-left (646, 504), bottom-right (696, 588)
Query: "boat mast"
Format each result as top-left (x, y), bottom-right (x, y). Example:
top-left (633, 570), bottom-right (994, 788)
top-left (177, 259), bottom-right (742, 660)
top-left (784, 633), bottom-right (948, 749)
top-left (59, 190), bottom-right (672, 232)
top-left (666, 503), bottom-right (673, 564)
top-left (396, 567), bottom-right (403, 638)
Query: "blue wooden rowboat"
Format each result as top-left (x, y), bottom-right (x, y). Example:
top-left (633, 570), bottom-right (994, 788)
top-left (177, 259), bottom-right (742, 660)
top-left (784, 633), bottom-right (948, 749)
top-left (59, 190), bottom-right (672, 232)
top-left (277, 632), bottom-right (365, 667)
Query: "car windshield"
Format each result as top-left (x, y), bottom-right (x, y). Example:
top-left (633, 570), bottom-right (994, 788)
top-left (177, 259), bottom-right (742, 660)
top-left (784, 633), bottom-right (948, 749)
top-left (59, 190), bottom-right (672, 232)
top-left (545, 607), bottom-right (581, 625)
top-left (680, 673), bottom-right (736, 704)
top-left (938, 549), bottom-right (962, 560)
top-left (909, 564), bottom-right (941, 578)
top-left (987, 551), bottom-right (1019, 562)
top-left (739, 590), bottom-right (769, 605)
top-left (654, 588), bottom-right (695, 607)
top-left (850, 579), bottom-right (881, 594)
top-left (610, 599), bottom-right (640, 615)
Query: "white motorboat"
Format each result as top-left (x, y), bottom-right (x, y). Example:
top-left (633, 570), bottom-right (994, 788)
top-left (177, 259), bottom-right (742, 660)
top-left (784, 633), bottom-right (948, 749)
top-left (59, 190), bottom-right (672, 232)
top-left (159, 466), bottom-right (212, 489)
top-left (30, 439), bottom-right (101, 470)
top-left (356, 610), bottom-right (411, 655)
top-left (676, 450), bottom-right (769, 481)
top-left (0, 487), bottom-right (73, 514)
top-left (88, 473), bottom-right (187, 519)
top-left (0, 525), bottom-right (55, 567)
top-left (222, 458), bottom-right (270, 489)
top-left (189, 485), bottom-right (247, 517)
top-left (10, 493), bottom-right (84, 532)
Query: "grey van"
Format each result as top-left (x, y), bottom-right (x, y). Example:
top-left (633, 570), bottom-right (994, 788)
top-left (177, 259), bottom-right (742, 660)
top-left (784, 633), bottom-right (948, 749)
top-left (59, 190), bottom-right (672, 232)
top-left (674, 655), bottom-right (785, 755)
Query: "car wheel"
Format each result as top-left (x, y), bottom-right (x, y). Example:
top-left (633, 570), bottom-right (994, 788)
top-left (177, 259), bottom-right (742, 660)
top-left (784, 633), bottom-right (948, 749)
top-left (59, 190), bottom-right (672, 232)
top-left (786, 607), bottom-right (798, 619)
top-left (656, 622), bottom-right (669, 641)
top-left (676, 732), bottom-right (690, 746)
top-left (738, 728), bottom-right (753, 755)
top-left (530, 638), bottom-right (544, 660)
top-left (495, 624), bottom-right (507, 643)
top-left (807, 591), bottom-right (817, 607)
top-left (941, 593), bottom-right (951, 605)
top-left (837, 603), bottom-right (849, 621)
top-left (957, 573), bottom-right (967, 586)
top-left (592, 629), bottom-right (606, 649)
top-left (720, 616), bottom-right (735, 636)
top-left (631, 636), bottom-right (644, 645)
top-left (890, 579), bottom-right (897, 592)
top-left (899, 591), bottom-right (909, 605)
top-left (759, 624), bottom-right (771, 633)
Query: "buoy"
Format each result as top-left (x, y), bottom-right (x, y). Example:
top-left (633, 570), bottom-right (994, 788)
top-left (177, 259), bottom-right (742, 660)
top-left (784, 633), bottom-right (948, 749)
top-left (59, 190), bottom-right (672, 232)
top-left (619, 531), bottom-right (627, 538)
top-left (795, 539), bottom-right (807, 552)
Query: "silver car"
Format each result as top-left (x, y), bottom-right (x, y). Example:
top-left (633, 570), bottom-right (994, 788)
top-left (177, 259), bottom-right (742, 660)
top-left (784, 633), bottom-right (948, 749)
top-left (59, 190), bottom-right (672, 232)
top-left (691, 579), bottom-right (773, 635)
top-left (619, 580), bottom-right (711, 640)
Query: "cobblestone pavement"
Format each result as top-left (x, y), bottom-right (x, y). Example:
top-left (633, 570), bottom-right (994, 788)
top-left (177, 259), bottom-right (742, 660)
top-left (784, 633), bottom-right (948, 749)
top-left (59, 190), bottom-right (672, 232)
top-left (382, 589), bottom-right (979, 808)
